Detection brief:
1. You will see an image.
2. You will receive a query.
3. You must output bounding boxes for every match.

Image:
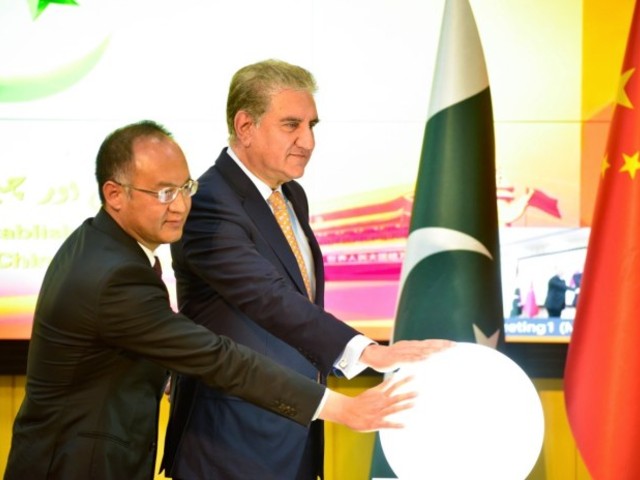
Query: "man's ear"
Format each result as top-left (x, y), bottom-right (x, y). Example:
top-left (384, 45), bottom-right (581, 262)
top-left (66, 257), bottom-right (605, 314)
top-left (103, 181), bottom-right (125, 212)
top-left (234, 110), bottom-right (255, 147)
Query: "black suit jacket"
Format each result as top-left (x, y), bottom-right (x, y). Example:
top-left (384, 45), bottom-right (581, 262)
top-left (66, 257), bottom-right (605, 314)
top-left (163, 149), bottom-right (359, 479)
top-left (5, 208), bottom-right (323, 480)
top-left (544, 274), bottom-right (569, 313)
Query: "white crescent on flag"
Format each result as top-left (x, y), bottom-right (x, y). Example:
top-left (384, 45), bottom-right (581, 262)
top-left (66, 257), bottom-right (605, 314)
top-left (0, 1), bottom-right (110, 102)
top-left (398, 226), bottom-right (493, 291)
top-left (396, 226), bottom-right (499, 348)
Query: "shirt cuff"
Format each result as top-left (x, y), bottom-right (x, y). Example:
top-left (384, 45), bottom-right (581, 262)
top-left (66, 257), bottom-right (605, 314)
top-left (312, 388), bottom-right (329, 421)
top-left (334, 334), bottom-right (376, 380)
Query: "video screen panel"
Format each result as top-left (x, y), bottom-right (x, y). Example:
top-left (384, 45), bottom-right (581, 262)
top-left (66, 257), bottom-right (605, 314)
top-left (0, 0), bottom-right (585, 344)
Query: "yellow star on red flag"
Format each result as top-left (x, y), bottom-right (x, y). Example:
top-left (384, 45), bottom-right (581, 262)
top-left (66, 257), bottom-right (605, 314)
top-left (620, 151), bottom-right (640, 179)
top-left (601, 154), bottom-right (611, 178)
top-left (617, 68), bottom-right (635, 109)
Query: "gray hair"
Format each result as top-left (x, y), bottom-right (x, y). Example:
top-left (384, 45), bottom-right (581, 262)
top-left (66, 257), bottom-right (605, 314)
top-left (226, 59), bottom-right (318, 143)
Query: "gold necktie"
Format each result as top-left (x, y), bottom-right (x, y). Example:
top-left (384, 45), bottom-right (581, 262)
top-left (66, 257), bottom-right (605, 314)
top-left (268, 191), bottom-right (313, 300)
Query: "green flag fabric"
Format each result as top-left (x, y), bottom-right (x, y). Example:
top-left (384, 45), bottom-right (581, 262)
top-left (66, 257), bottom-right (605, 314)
top-left (369, 0), bottom-right (504, 477)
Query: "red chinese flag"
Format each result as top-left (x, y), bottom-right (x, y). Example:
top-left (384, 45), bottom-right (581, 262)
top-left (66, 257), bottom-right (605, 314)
top-left (564, 3), bottom-right (640, 478)
top-left (527, 189), bottom-right (561, 218)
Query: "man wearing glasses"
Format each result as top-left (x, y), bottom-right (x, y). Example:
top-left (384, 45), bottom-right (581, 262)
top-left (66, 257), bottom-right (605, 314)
top-left (4, 120), bottom-right (418, 480)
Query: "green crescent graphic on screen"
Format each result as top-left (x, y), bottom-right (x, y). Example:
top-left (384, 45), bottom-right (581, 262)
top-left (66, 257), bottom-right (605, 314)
top-left (0, 0), bottom-right (110, 103)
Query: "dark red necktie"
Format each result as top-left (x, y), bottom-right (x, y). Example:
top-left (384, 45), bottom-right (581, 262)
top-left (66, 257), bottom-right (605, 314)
top-left (153, 256), bottom-right (162, 278)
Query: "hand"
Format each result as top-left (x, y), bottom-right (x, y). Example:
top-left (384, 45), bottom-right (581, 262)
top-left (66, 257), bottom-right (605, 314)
top-left (319, 376), bottom-right (416, 432)
top-left (360, 339), bottom-right (453, 373)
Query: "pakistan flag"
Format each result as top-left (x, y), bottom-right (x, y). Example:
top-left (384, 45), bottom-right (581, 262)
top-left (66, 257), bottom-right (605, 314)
top-left (370, 0), bottom-right (504, 477)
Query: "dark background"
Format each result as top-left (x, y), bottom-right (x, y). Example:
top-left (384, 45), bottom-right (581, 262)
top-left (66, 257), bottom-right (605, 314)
top-left (0, 339), bottom-right (568, 378)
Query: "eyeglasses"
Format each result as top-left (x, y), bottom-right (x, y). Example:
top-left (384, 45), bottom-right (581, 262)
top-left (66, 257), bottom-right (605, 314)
top-left (116, 179), bottom-right (199, 204)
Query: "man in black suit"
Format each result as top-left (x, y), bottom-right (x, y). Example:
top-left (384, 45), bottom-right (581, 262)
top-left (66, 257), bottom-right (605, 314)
top-left (163, 60), bottom-right (451, 479)
top-left (544, 268), bottom-right (571, 317)
top-left (4, 120), bottom-right (420, 480)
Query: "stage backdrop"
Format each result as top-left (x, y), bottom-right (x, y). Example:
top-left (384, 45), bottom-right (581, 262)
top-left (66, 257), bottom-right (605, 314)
top-left (0, 0), bottom-right (596, 341)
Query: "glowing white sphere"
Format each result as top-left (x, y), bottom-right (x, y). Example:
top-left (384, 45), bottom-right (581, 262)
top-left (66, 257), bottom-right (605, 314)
top-left (379, 342), bottom-right (544, 480)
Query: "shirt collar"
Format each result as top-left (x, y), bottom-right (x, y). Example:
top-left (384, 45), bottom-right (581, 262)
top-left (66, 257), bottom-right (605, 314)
top-left (227, 146), bottom-right (282, 200)
top-left (138, 242), bottom-right (156, 266)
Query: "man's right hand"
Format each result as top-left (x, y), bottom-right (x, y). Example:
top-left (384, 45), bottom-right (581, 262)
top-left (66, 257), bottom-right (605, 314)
top-left (318, 376), bottom-right (415, 432)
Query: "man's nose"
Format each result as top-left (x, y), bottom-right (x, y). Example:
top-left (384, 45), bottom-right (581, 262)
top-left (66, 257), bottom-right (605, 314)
top-left (296, 126), bottom-right (315, 151)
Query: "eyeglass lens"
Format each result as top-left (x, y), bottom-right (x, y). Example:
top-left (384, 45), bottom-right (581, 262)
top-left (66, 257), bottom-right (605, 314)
top-left (158, 180), bottom-right (197, 203)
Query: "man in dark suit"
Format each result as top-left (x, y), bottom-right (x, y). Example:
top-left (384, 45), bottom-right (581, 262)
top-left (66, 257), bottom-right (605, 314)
top-left (163, 60), bottom-right (451, 479)
top-left (4, 120), bottom-right (420, 480)
top-left (544, 268), bottom-right (571, 317)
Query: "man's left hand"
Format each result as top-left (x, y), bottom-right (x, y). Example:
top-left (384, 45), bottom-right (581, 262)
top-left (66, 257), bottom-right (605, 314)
top-left (360, 339), bottom-right (454, 372)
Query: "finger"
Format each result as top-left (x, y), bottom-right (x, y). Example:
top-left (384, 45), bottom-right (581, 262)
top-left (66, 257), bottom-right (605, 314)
top-left (380, 391), bottom-right (417, 412)
top-left (383, 397), bottom-right (416, 413)
top-left (382, 375), bottom-right (415, 395)
top-left (396, 339), bottom-right (454, 351)
top-left (387, 391), bottom-right (418, 404)
top-left (375, 374), bottom-right (415, 392)
top-left (389, 344), bottom-right (445, 358)
top-left (374, 376), bottom-right (395, 390)
top-left (373, 401), bottom-right (417, 430)
top-left (362, 416), bottom-right (408, 431)
top-left (374, 421), bottom-right (405, 430)
top-left (375, 392), bottom-right (417, 417)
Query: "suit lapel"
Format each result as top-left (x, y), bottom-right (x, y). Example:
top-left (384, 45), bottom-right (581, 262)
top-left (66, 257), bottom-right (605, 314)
top-left (215, 151), bottom-right (310, 298)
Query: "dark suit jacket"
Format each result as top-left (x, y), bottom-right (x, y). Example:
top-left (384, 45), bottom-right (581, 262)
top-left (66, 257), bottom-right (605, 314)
top-left (163, 148), bottom-right (359, 479)
top-left (5, 208), bottom-right (323, 480)
top-left (544, 274), bottom-right (569, 313)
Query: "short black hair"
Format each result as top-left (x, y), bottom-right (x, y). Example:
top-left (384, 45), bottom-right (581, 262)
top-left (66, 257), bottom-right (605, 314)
top-left (95, 120), bottom-right (173, 203)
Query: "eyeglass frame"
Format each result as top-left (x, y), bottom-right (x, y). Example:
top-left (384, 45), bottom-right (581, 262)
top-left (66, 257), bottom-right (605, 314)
top-left (114, 178), bottom-right (199, 204)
